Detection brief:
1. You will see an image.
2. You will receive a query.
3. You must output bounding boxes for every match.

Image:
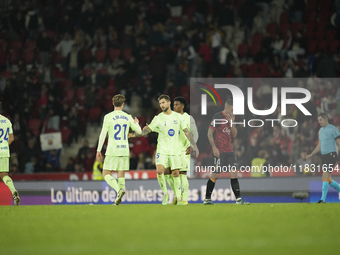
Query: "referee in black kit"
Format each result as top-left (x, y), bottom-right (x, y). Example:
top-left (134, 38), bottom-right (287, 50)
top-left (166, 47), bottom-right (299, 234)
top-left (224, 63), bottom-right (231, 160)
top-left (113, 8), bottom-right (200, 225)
top-left (307, 113), bottom-right (340, 203)
top-left (204, 99), bottom-right (249, 205)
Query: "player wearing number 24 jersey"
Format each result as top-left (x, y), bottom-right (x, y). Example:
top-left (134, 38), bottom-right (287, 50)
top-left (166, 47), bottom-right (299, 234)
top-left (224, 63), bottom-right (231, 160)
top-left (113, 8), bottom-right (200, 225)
top-left (0, 104), bottom-right (20, 205)
top-left (96, 94), bottom-right (142, 205)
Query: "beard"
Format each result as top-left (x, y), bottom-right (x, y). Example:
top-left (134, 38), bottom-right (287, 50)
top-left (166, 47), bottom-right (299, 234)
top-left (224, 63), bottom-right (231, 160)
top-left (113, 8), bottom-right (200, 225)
top-left (162, 107), bottom-right (169, 112)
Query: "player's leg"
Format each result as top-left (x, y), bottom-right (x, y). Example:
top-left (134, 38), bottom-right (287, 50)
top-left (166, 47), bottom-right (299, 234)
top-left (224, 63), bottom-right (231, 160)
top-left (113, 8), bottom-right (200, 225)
top-left (117, 165), bottom-right (126, 191)
top-left (319, 171), bottom-right (332, 203)
top-left (228, 153), bottom-right (249, 205)
top-left (179, 171), bottom-right (189, 205)
top-left (114, 157), bottom-right (129, 205)
top-left (164, 167), bottom-right (176, 202)
top-left (204, 172), bottom-right (219, 205)
top-left (156, 164), bottom-right (169, 205)
top-left (204, 155), bottom-right (220, 205)
top-left (171, 169), bottom-right (183, 204)
top-left (169, 155), bottom-right (184, 204)
top-left (102, 156), bottom-right (120, 192)
top-left (0, 157), bottom-right (20, 205)
top-left (326, 153), bottom-right (340, 195)
top-left (179, 153), bottom-right (190, 204)
top-left (318, 153), bottom-right (338, 203)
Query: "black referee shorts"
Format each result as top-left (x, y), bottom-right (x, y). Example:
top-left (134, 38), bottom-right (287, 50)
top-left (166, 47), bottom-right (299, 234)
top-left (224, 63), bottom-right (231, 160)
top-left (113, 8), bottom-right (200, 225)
top-left (212, 152), bottom-right (236, 173)
top-left (321, 152), bottom-right (337, 173)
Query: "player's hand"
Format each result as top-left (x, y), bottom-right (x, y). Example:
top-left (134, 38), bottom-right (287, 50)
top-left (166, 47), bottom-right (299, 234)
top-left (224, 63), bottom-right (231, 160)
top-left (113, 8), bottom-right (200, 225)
top-left (212, 147), bottom-right (220, 158)
top-left (96, 151), bottom-right (103, 163)
top-left (143, 123), bottom-right (149, 130)
top-left (306, 154), bottom-right (312, 160)
top-left (128, 133), bottom-right (135, 138)
top-left (133, 117), bottom-right (139, 124)
top-left (186, 146), bottom-right (191, 155)
top-left (193, 145), bottom-right (199, 158)
top-left (226, 113), bottom-right (234, 123)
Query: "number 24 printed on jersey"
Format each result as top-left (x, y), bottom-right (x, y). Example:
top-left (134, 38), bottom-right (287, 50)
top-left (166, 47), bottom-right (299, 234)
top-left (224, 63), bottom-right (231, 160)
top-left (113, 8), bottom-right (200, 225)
top-left (0, 127), bottom-right (9, 143)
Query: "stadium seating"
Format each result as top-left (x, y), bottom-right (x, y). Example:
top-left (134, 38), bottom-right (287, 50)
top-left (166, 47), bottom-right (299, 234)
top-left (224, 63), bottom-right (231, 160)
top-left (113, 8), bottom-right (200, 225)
top-left (109, 48), bottom-right (121, 61)
top-left (10, 40), bottom-right (22, 50)
top-left (28, 119), bottom-right (42, 137)
top-left (61, 127), bottom-right (72, 144)
top-left (88, 107), bottom-right (101, 123)
top-left (95, 49), bottom-right (107, 63)
top-left (23, 50), bottom-right (35, 64)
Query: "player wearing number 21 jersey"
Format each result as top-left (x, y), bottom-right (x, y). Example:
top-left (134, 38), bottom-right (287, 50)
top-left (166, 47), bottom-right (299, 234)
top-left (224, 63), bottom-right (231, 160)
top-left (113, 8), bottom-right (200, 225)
top-left (0, 104), bottom-right (20, 205)
top-left (130, 94), bottom-right (199, 205)
top-left (96, 94), bottom-right (142, 205)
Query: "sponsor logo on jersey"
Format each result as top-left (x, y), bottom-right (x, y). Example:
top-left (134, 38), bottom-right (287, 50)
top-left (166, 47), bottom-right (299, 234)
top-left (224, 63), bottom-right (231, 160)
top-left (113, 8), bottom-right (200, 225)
top-left (0, 120), bottom-right (6, 123)
top-left (168, 129), bottom-right (175, 136)
top-left (223, 127), bottom-right (230, 133)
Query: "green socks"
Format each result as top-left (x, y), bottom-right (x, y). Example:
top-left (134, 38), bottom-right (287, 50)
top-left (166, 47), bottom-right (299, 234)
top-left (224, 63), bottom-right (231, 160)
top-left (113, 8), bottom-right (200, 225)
top-left (165, 174), bottom-right (176, 195)
top-left (180, 174), bottom-right (189, 201)
top-left (173, 176), bottom-right (181, 200)
top-left (3, 175), bottom-right (15, 193)
top-left (104, 174), bottom-right (120, 192)
top-left (157, 174), bottom-right (168, 194)
top-left (118, 177), bottom-right (125, 190)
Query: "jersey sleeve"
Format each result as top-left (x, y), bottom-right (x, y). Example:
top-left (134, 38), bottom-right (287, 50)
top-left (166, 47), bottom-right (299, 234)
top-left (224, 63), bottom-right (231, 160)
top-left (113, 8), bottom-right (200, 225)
top-left (148, 116), bottom-right (158, 132)
top-left (129, 115), bottom-right (142, 135)
top-left (180, 115), bottom-right (188, 130)
top-left (190, 116), bottom-right (199, 143)
top-left (333, 126), bottom-right (340, 140)
top-left (102, 115), bottom-right (110, 132)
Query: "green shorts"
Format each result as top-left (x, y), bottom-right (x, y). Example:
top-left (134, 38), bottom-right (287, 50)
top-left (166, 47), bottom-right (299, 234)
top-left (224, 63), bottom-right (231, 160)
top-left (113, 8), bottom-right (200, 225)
top-left (0, 157), bottom-right (9, 172)
top-left (156, 153), bottom-right (182, 170)
top-left (180, 153), bottom-right (190, 172)
top-left (103, 156), bottom-right (129, 171)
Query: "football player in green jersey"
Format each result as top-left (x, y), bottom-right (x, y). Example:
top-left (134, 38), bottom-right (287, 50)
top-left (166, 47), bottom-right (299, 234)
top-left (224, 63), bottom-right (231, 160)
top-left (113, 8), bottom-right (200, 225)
top-left (130, 95), bottom-right (199, 205)
top-left (96, 94), bottom-right (142, 205)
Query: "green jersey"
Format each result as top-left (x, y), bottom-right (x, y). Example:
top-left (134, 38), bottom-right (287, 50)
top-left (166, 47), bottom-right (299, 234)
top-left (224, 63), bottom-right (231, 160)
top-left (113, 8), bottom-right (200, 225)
top-left (102, 110), bottom-right (141, 156)
top-left (148, 111), bottom-right (188, 156)
top-left (0, 115), bottom-right (13, 158)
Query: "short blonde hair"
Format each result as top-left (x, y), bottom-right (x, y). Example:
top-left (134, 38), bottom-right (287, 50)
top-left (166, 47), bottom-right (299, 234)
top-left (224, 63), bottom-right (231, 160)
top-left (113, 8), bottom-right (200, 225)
top-left (112, 94), bottom-right (126, 107)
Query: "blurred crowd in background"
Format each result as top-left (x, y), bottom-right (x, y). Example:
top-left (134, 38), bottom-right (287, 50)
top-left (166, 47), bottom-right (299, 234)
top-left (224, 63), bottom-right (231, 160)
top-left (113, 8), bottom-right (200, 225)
top-left (0, 0), bottom-right (339, 175)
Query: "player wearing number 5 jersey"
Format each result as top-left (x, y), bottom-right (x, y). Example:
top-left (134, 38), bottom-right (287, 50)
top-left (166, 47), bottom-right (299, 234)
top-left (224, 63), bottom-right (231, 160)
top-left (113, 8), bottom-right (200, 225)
top-left (130, 94), bottom-right (199, 205)
top-left (306, 113), bottom-right (340, 203)
top-left (96, 94), bottom-right (142, 205)
top-left (0, 104), bottom-right (20, 205)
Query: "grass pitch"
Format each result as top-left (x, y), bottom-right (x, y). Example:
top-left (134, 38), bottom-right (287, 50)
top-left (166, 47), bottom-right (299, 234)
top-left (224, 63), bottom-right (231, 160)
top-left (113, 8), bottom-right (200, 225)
top-left (1, 203), bottom-right (339, 255)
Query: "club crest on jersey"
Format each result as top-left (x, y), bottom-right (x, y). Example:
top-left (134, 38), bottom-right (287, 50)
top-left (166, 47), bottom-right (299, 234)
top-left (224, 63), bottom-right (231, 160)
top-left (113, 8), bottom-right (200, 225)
top-left (174, 120), bottom-right (178, 124)
top-left (164, 122), bottom-right (166, 126)
top-left (168, 129), bottom-right (175, 136)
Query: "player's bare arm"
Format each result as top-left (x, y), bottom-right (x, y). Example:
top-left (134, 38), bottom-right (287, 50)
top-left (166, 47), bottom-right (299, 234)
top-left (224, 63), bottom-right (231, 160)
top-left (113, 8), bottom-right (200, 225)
top-left (184, 128), bottom-right (199, 157)
top-left (208, 128), bottom-right (220, 158)
top-left (226, 113), bottom-right (237, 138)
top-left (8, 133), bottom-right (14, 145)
top-left (306, 140), bottom-right (321, 160)
top-left (135, 126), bottom-right (152, 137)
